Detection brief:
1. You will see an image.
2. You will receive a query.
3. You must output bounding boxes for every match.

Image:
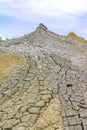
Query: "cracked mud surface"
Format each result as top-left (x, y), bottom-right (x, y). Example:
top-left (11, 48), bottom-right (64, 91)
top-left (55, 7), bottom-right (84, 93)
top-left (0, 54), bottom-right (87, 130)
top-left (0, 24), bottom-right (87, 130)
top-left (0, 56), bottom-right (64, 130)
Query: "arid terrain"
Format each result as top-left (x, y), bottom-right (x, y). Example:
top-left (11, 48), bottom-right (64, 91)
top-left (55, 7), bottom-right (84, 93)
top-left (0, 24), bottom-right (87, 130)
top-left (0, 52), bottom-right (24, 83)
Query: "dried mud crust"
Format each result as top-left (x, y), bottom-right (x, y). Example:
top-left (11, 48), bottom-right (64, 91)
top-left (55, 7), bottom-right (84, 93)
top-left (0, 56), bottom-right (64, 130)
top-left (45, 54), bottom-right (87, 130)
top-left (0, 53), bottom-right (87, 130)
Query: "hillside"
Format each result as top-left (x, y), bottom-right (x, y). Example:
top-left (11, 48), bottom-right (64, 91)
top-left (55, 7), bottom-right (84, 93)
top-left (0, 23), bottom-right (87, 130)
top-left (68, 32), bottom-right (87, 43)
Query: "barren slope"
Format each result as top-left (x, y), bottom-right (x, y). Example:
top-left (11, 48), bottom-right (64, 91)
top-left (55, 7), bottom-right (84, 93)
top-left (0, 24), bottom-right (87, 130)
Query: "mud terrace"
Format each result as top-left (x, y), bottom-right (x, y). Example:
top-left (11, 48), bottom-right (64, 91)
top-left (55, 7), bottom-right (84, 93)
top-left (0, 24), bottom-right (87, 130)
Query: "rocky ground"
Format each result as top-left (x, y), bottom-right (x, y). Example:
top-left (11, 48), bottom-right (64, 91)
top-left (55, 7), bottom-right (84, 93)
top-left (0, 24), bottom-right (87, 130)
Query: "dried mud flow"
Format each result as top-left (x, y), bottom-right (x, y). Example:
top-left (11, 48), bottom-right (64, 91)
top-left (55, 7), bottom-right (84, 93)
top-left (0, 24), bottom-right (87, 130)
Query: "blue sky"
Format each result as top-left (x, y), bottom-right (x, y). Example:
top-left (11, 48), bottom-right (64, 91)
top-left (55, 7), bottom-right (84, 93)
top-left (0, 0), bottom-right (87, 39)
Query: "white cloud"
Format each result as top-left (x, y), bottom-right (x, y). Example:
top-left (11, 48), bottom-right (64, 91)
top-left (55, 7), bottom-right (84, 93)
top-left (9, 0), bottom-right (87, 12)
top-left (0, 0), bottom-right (87, 19)
top-left (0, 0), bottom-right (11, 2)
